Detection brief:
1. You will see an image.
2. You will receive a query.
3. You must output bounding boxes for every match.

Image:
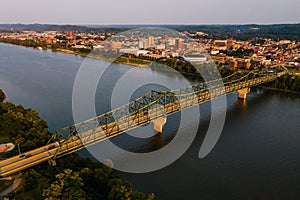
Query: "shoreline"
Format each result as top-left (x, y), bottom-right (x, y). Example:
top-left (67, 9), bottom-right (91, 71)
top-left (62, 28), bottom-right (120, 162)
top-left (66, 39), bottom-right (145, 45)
top-left (0, 41), bottom-right (203, 76)
top-left (55, 48), bottom-right (151, 68)
top-left (0, 42), bottom-right (150, 69)
top-left (258, 86), bottom-right (300, 95)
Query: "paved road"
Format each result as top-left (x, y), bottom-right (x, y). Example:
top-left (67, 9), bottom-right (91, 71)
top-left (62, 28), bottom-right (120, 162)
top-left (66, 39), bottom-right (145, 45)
top-left (0, 173), bottom-right (22, 196)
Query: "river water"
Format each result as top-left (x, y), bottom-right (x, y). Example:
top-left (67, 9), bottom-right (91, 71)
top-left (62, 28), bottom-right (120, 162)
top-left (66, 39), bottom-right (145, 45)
top-left (0, 43), bottom-right (300, 199)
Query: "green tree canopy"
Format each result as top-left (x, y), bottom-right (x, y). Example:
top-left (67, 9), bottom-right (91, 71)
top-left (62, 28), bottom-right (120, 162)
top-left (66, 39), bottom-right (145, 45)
top-left (42, 169), bottom-right (88, 200)
top-left (0, 90), bottom-right (51, 156)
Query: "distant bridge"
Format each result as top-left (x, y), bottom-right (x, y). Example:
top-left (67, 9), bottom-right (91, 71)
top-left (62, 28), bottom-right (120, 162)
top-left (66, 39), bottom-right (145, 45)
top-left (0, 70), bottom-right (285, 177)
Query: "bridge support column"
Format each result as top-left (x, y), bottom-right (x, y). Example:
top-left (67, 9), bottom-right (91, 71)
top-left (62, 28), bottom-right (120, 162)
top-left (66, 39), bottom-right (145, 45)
top-left (152, 117), bottom-right (167, 134)
top-left (238, 88), bottom-right (250, 99)
top-left (48, 159), bottom-right (56, 166)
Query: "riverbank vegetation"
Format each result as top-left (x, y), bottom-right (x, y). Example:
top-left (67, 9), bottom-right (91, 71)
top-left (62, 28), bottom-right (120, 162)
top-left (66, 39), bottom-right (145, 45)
top-left (0, 90), bottom-right (155, 200)
top-left (149, 58), bottom-right (237, 79)
top-left (262, 74), bottom-right (300, 93)
top-left (0, 38), bottom-right (92, 55)
top-left (0, 90), bottom-right (51, 158)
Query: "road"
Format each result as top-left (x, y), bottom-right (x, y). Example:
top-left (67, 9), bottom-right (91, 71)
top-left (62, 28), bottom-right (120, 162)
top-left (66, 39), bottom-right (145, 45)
top-left (0, 173), bottom-right (22, 196)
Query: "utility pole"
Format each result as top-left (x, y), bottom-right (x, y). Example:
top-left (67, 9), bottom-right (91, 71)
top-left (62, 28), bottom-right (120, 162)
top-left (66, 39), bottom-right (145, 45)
top-left (17, 144), bottom-right (21, 155)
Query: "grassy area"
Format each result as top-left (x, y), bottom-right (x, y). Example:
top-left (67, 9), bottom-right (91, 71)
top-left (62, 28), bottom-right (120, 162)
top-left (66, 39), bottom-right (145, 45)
top-left (129, 58), bottom-right (150, 65)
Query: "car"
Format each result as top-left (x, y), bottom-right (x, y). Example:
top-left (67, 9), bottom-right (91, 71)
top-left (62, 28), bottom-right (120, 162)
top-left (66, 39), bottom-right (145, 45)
top-left (20, 154), bottom-right (32, 158)
top-left (48, 145), bottom-right (56, 150)
top-left (25, 154), bottom-right (32, 158)
top-left (19, 154), bottom-right (25, 158)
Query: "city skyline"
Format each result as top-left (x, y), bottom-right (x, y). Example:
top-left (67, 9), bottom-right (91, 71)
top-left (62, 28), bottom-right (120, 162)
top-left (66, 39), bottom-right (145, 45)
top-left (1, 0), bottom-right (299, 25)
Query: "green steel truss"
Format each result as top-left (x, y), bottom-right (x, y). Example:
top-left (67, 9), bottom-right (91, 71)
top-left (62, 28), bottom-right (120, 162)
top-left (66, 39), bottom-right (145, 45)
top-left (48, 70), bottom-right (280, 158)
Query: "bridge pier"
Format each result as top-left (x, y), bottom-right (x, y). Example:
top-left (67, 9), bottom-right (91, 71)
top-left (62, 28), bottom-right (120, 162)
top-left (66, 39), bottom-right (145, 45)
top-left (237, 88), bottom-right (251, 99)
top-left (152, 117), bottom-right (167, 134)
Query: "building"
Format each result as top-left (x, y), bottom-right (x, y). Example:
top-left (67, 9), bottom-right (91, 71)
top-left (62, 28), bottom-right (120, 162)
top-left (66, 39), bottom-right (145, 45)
top-left (65, 31), bottom-right (73, 39)
top-left (110, 42), bottom-right (122, 50)
top-left (227, 39), bottom-right (235, 48)
top-left (175, 38), bottom-right (184, 50)
top-left (139, 39), bottom-right (149, 49)
top-left (162, 35), bottom-right (169, 41)
top-left (148, 36), bottom-right (155, 46)
top-left (229, 59), bottom-right (238, 69)
top-left (181, 54), bottom-right (207, 62)
top-left (156, 44), bottom-right (166, 50)
top-left (214, 40), bottom-right (227, 47)
top-left (229, 58), bottom-right (251, 69)
top-left (237, 58), bottom-right (251, 69)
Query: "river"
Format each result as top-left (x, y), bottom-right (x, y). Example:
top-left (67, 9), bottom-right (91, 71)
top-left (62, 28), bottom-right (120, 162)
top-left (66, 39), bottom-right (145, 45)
top-left (0, 43), bottom-right (300, 199)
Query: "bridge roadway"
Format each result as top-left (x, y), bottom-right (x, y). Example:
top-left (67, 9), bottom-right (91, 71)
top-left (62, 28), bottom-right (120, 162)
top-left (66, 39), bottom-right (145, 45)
top-left (0, 72), bottom-right (281, 177)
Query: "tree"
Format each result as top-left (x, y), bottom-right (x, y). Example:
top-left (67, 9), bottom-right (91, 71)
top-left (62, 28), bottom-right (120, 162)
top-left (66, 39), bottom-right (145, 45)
top-left (42, 169), bottom-right (88, 200)
top-left (107, 178), bottom-right (155, 200)
top-left (0, 101), bottom-right (50, 155)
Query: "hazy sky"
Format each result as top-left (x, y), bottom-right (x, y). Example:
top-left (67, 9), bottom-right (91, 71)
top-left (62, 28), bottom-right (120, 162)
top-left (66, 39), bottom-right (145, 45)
top-left (1, 0), bottom-right (299, 24)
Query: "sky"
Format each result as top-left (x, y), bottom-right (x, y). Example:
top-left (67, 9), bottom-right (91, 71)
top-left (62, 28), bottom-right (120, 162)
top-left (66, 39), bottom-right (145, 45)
top-left (0, 0), bottom-right (299, 25)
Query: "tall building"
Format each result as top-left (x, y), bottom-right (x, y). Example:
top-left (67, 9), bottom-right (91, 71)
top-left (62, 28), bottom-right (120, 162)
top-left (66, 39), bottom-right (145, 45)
top-left (175, 38), bottom-right (184, 50)
top-left (138, 40), bottom-right (144, 49)
top-left (148, 36), bottom-right (155, 46)
top-left (169, 39), bottom-right (176, 46)
top-left (139, 39), bottom-right (149, 49)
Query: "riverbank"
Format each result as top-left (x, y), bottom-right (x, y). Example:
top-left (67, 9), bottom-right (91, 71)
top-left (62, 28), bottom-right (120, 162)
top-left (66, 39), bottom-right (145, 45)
top-left (0, 40), bottom-right (150, 68)
top-left (0, 173), bottom-right (22, 197)
top-left (258, 86), bottom-right (300, 94)
top-left (262, 74), bottom-right (300, 93)
top-left (54, 48), bottom-right (151, 68)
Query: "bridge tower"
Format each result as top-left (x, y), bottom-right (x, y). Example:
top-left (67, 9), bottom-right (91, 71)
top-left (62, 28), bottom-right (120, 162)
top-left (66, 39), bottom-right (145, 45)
top-left (237, 88), bottom-right (251, 99)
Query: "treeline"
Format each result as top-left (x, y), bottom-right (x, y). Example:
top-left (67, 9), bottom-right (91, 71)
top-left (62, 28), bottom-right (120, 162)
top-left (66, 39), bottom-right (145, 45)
top-left (0, 90), bottom-right (155, 200)
top-left (0, 38), bottom-right (92, 55)
top-left (263, 74), bottom-right (300, 93)
top-left (187, 24), bottom-right (300, 41)
top-left (0, 38), bottom-right (47, 49)
top-left (219, 48), bottom-right (254, 58)
top-left (1, 24), bottom-right (300, 40)
top-left (150, 58), bottom-right (236, 79)
top-left (152, 58), bottom-right (198, 75)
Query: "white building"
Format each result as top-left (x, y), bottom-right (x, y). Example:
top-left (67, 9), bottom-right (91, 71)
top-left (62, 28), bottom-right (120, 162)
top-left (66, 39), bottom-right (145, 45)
top-left (182, 54), bottom-right (208, 62)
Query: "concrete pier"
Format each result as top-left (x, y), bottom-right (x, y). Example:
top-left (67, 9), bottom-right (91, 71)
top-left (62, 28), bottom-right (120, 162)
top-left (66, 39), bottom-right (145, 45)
top-left (152, 117), bottom-right (167, 133)
top-left (237, 88), bottom-right (251, 99)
